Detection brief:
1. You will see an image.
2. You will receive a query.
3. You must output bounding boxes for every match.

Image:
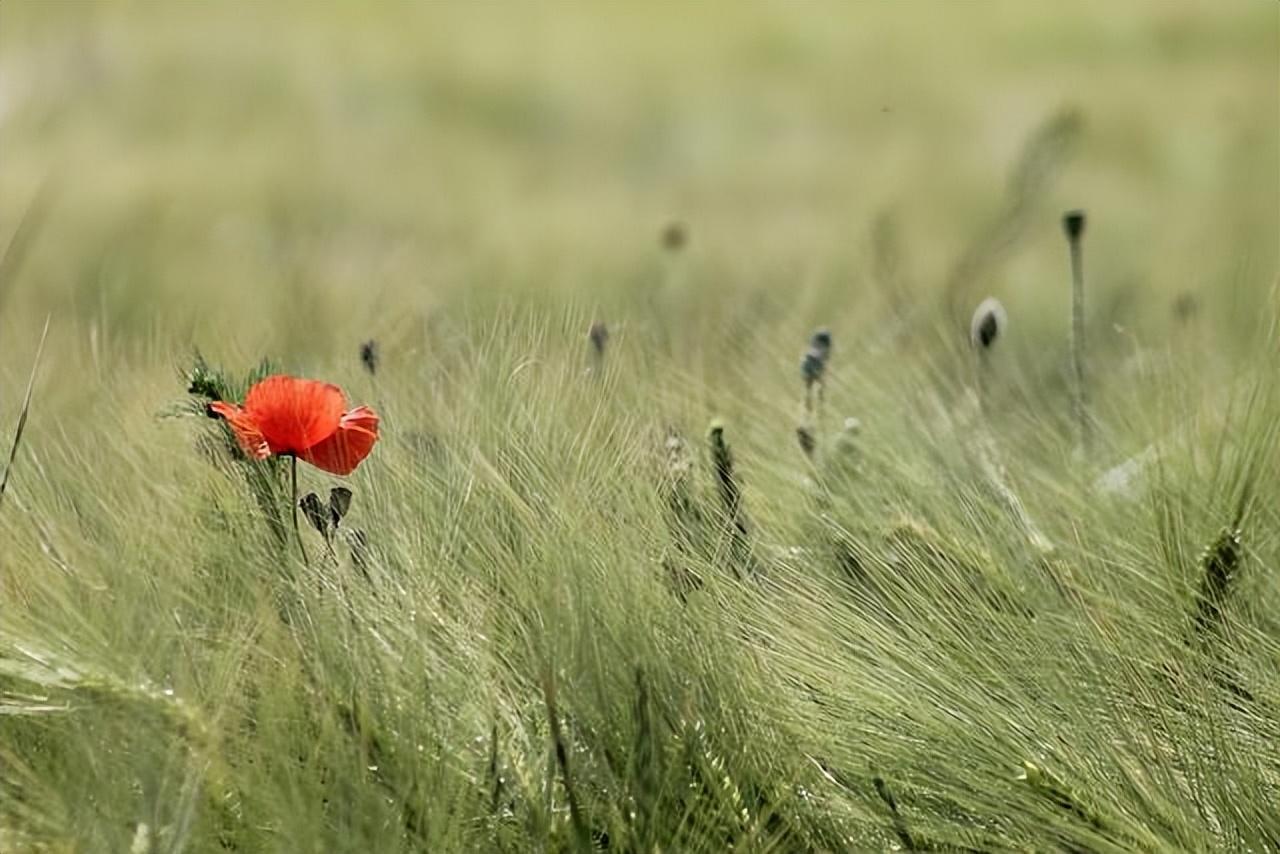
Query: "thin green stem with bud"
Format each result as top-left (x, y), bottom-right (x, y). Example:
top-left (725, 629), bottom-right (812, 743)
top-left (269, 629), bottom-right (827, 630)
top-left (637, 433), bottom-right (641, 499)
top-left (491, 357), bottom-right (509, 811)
top-left (1064, 210), bottom-right (1091, 451)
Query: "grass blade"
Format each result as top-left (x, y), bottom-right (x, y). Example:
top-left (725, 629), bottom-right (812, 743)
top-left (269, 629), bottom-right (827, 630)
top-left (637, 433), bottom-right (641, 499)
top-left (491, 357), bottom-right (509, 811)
top-left (0, 315), bottom-right (52, 513)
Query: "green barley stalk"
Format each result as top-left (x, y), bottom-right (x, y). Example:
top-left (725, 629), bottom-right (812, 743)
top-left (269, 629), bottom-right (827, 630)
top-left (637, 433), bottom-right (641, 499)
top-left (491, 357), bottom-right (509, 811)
top-left (630, 666), bottom-right (663, 846)
top-left (872, 776), bottom-right (917, 851)
top-left (661, 427), bottom-right (705, 599)
top-left (708, 421), bottom-right (752, 578)
top-left (187, 355), bottom-right (291, 550)
top-left (487, 720), bottom-right (504, 815)
top-left (1018, 761), bottom-right (1157, 850)
top-left (1193, 526), bottom-right (1242, 639)
top-left (541, 670), bottom-right (590, 849)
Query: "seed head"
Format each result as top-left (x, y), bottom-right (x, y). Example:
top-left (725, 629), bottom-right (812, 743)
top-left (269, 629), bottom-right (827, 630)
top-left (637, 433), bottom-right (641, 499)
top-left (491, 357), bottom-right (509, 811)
top-left (1062, 209), bottom-right (1086, 241)
top-left (665, 427), bottom-right (692, 479)
top-left (801, 328), bottom-right (832, 385)
top-left (588, 321), bottom-right (609, 357)
top-left (970, 297), bottom-right (1007, 351)
top-left (795, 425), bottom-right (815, 457)
top-left (1172, 292), bottom-right (1199, 323)
top-left (360, 340), bottom-right (379, 376)
top-left (661, 221), bottom-right (688, 252)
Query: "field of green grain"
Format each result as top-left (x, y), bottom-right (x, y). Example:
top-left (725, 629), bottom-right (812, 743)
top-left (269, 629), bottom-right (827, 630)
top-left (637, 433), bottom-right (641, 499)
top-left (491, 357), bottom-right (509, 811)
top-left (1, 3), bottom-right (1278, 851)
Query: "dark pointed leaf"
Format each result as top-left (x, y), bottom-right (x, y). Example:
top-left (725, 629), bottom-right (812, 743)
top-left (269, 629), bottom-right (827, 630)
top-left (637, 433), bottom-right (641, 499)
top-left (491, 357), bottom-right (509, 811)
top-left (299, 492), bottom-right (328, 535)
top-left (329, 486), bottom-right (353, 527)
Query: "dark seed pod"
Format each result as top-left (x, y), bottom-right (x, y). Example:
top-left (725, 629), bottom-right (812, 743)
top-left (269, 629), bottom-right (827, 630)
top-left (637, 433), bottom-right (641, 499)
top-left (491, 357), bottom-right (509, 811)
top-left (588, 321), bottom-right (609, 357)
top-left (1172, 292), bottom-right (1199, 323)
top-left (795, 425), bottom-right (815, 457)
top-left (661, 221), bottom-right (687, 252)
top-left (801, 328), bottom-right (832, 386)
top-left (970, 297), bottom-right (1007, 350)
top-left (801, 351), bottom-right (825, 386)
top-left (359, 340), bottom-right (379, 376)
top-left (329, 487), bottom-right (353, 527)
top-left (1062, 209), bottom-right (1086, 241)
top-left (810, 328), bottom-right (832, 360)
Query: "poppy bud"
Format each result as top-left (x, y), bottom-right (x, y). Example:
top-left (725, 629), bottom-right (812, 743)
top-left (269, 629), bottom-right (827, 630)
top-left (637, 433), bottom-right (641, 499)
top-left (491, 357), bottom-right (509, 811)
top-left (795, 425), bottom-right (816, 457)
top-left (661, 221), bottom-right (687, 252)
top-left (1062, 210), bottom-right (1086, 241)
top-left (801, 328), bottom-right (832, 386)
top-left (588, 321), bottom-right (609, 357)
top-left (360, 340), bottom-right (379, 376)
top-left (1172, 292), bottom-right (1199, 323)
top-left (810, 328), bottom-right (832, 359)
top-left (970, 297), bottom-right (1007, 351)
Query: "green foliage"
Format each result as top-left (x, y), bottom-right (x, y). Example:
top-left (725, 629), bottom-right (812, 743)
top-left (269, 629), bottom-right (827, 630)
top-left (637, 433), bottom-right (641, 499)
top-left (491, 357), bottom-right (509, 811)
top-left (0, 3), bottom-right (1277, 852)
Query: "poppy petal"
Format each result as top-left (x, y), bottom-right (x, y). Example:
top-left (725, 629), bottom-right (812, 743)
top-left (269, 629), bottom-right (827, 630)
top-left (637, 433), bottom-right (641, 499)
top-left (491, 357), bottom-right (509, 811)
top-left (300, 406), bottom-right (379, 476)
top-left (244, 376), bottom-right (346, 455)
top-left (207, 402), bottom-right (270, 460)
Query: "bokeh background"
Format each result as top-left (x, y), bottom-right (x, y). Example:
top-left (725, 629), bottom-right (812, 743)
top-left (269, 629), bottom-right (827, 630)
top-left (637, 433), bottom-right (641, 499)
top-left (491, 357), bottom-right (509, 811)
top-left (0, 6), bottom-right (1277, 850)
top-left (0, 2), bottom-right (1276, 434)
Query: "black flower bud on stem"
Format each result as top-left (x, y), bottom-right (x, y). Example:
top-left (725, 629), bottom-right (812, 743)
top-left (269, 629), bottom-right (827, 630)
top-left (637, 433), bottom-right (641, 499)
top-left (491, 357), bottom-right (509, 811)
top-left (801, 328), bottom-right (832, 386)
top-left (360, 340), bottom-right (379, 376)
top-left (1062, 210), bottom-right (1086, 241)
top-left (588, 321), bottom-right (609, 358)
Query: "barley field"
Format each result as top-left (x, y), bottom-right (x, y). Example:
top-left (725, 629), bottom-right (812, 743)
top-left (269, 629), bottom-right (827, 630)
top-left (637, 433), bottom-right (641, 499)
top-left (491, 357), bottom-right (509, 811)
top-left (1, 3), bottom-right (1278, 852)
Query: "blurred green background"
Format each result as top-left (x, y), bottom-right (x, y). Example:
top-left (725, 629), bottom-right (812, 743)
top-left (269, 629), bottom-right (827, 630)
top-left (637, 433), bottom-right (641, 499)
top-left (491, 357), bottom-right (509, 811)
top-left (0, 6), bottom-right (1277, 850)
top-left (0, 1), bottom-right (1276, 400)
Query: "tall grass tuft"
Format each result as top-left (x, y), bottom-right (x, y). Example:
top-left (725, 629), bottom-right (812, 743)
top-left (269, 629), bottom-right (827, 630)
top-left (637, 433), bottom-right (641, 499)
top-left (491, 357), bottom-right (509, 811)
top-left (708, 420), bottom-right (753, 578)
top-left (1193, 526), bottom-right (1242, 639)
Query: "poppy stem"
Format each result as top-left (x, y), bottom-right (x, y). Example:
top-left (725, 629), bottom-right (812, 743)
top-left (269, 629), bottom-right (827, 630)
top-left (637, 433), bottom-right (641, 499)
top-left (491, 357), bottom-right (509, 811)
top-left (290, 455), bottom-right (308, 567)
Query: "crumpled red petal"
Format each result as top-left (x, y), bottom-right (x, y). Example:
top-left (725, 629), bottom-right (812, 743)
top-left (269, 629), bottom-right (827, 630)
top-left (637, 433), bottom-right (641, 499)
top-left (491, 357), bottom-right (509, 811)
top-left (244, 376), bottom-right (346, 455)
top-left (207, 401), bottom-right (270, 460)
top-left (300, 406), bottom-right (379, 476)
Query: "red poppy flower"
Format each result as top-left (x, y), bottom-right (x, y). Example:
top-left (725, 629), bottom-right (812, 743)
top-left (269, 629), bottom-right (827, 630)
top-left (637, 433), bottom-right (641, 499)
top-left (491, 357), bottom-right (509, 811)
top-left (208, 375), bottom-right (379, 476)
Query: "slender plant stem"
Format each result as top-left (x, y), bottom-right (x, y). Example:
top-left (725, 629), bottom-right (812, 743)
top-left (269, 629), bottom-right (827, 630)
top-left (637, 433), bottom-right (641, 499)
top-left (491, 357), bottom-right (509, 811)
top-left (1070, 239), bottom-right (1087, 444)
top-left (1065, 210), bottom-right (1090, 452)
top-left (0, 315), bottom-right (51, 514)
top-left (290, 455), bottom-right (308, 566)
